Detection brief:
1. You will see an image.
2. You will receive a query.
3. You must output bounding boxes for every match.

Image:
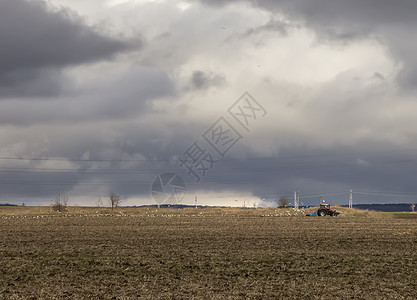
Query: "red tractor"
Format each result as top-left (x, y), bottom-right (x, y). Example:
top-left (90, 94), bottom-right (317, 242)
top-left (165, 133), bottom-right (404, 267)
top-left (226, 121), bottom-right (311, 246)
top-left (317, 203), bottom-right (339, 217)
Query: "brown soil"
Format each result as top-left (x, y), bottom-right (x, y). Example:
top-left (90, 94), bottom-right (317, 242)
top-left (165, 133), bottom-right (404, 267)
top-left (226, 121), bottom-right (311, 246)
top-left (1, 207), bottom-right (416, 299)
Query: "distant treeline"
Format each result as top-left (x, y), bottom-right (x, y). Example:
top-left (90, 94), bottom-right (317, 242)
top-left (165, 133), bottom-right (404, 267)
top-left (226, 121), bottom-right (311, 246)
top-left (343, 203), bottom-right (414, 212)
top-left (128, 204), bottom-right (229, 209)
top-left (0, 203), bottom-right (18, 206)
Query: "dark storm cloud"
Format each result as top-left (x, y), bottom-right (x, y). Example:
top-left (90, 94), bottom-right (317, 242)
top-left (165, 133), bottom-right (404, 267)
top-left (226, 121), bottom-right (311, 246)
top-left (0, 69), bottom-right (66, 98)
top-left (0, 0), bottom-right (136, 97)
top-left (0, 118), bottom-right (207, 202)
top-left (0, 66), bottom-right (175, 126)
top-left (2, 0), bottom-right (417, 206)
top-left (184, 143), bottom-right (417, 206)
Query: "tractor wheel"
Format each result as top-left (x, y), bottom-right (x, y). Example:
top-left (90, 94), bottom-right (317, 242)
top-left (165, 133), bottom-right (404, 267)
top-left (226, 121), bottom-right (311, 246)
top-left (332, 213), bottom-right (338, 217)
top-left (318, 210), bottom-right (326, 217)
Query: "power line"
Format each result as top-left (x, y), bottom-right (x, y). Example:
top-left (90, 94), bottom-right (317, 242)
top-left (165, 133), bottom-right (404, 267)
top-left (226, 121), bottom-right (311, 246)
top-left (355, 191), bottom-right (417, 198)
top-left (299, 192), bottom-right (347, 199)
top-left (2, 145), bottom-right (417, 163)
top-left (355, 189), bottom-right (417, 195)
top-left (3, 158), bottom-right (417, 173)
top-left (0, 157), bottom-right (171, 162)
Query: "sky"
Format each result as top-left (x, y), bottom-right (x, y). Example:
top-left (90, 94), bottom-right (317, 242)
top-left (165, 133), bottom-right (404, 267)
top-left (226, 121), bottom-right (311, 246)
top-left (1, 0), bottom-right (417, 207)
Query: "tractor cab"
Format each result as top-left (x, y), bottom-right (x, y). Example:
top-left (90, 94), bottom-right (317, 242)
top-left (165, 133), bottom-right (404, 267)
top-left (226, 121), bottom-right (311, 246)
top-left (320, 203), bottom-right (330, 210)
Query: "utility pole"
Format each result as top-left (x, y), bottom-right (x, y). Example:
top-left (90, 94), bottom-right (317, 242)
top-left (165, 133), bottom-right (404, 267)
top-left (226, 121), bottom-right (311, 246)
top-left (294, 189), bottom-right (300, 210)
top-left (195, 195), bottom-right (198, 209)
top-left (294, 191), bottom-right (297, 209)
top-left (349, 189), bottom-right (353, 209)
top-left (295, 189), bottom-right (300, 209)
top-left (97, 197), bottom-right (103, 207)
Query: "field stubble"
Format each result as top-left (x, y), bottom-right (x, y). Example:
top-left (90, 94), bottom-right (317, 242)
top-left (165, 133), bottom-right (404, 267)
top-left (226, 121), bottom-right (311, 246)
top-left (0, 207), bottom-right (416, 299)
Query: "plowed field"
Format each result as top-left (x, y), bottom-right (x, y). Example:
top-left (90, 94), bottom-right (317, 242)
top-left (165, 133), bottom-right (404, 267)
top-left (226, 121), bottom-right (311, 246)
top-left (1, 207), bottom-right (416, 299)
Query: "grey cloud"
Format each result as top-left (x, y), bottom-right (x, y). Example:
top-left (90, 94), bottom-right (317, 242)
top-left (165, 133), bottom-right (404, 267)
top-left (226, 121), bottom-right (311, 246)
top-left (0, 69), bottom-right (68, 98)
top-left (372, 72), bottom-right (385, 81)
top-left (0, 116), bottom-right (208, 201)
top-left (2, 0), bottom-right (417, 206)
top-left (201, 0), bottom-right (417, 27)
top-left (0, 67), bottom-right (175, 126)
top-left (1, 105), bottom-right (416, 205)
top-left (200, 0), bottom-right (417, 88)
top-left (241, 17), bottom-right (291, 38)
top-left (73, 67), bottom-right (176, 120)
top-left (191, 70), bottom-right (226, 90)
top-left (0, 0), bottom-right (137, 97)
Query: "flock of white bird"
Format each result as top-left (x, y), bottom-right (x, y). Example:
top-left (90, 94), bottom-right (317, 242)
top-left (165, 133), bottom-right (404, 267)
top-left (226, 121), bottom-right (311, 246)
top-left (1, 209), bottom-right (307, 220)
